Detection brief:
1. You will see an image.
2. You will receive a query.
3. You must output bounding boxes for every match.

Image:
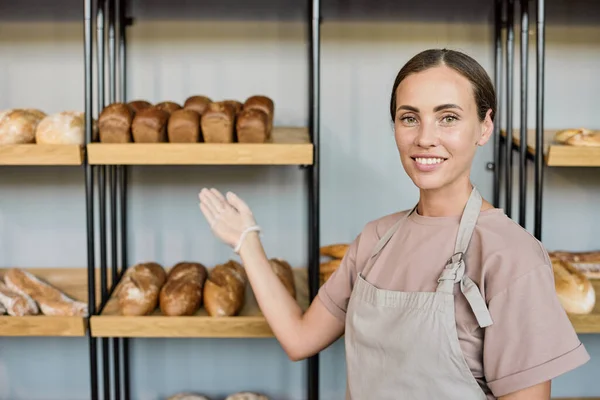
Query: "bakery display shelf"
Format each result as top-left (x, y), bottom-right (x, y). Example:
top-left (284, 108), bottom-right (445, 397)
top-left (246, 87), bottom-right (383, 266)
top-left (501, 129), bottom-right (600, 167)
top-left (569, 279), bottom-right (600, 334)
top-left (86, 127), bottom-right (313, 166)
top-left (0, 267), bottom-right (88, 337)
top-left (0, 144), bottom-right (83, 165)
top-left (90, 267), bottom-right (309, 338)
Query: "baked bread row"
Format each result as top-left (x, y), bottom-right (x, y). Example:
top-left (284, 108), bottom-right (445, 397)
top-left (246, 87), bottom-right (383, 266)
top-left (117, 258), bottom-right (296, 317)
top-left (554, 128), bottom-right (600, 147)
top-left (0, 109), bottom-right (96, 145)
top-left (98, 95), bottom-right (275, 144)
top-left (0, 268), bottom-right (87, 317)
top-left (167, 392), bottom-right (269, 400)
top-left (549, 252), bottom-right (597, 315)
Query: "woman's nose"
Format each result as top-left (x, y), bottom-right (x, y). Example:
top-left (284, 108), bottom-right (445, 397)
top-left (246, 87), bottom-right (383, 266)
top-left (415, 124), bottom-right (439, 148)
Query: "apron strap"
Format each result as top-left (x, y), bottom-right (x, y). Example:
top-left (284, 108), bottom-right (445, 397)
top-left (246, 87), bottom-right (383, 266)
top-left (436, 187), bottom-right (494, 329)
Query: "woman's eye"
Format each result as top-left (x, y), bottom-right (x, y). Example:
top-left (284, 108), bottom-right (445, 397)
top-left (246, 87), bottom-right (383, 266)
top-left (442, 115), bottom-right (457, 124)
top-left (401, 116), bottom-right (417, 125)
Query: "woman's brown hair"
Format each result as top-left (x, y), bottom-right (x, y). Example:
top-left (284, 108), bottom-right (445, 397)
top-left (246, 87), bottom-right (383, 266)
top-left (389, 49), bottom-right (496, 123)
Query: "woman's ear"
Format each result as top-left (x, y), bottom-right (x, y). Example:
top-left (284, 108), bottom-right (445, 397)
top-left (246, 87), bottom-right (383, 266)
top-left (477, 109), bottom-right (494, 146)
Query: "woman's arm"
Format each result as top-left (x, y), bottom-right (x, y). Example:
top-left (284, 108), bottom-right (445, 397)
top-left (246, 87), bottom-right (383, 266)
top-left (198, 188), bottom-right (345, 360)
top-left (498, 381), bottom-right (551, 400)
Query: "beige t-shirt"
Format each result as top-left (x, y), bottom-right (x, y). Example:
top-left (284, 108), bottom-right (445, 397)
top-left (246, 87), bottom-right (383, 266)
top-left (318, 207), bottom-right (590, 398)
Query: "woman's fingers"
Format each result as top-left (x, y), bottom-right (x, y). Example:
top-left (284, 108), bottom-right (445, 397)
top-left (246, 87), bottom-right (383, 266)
top-left (199, 202), bottom-right (217, 228)
top-left (226, 191), bottom-right (252, 214)
top-left (200, 188), bottom-right (225, 213)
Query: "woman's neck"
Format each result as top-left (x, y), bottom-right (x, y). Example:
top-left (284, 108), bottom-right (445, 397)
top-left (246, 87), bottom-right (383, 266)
top-left (417, 180), bottom-right (474, 217)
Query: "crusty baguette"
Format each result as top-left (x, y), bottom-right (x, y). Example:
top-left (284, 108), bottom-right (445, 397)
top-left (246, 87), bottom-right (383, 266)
top-left (319, 243), bottom-right (349, 259)
top-left (159, 262), bottom-right (208, 316)
top-left (167, 109), bottom-right (201, 143)
top-left (0, 280), bottom-right (39, 316)
top-left (98, 103), bottom-right (134, 143)
top-left (203, 260), bottom-right (247, 317)
top-left (117, 262), bottom-right (167, 316)
top-left (551, 258), bottom-right (596, 314)
top-left (268, 258), bottom-right (296, 299)
top-left (4, 268), bottom-right (87, 316)
top-left (225, 392), bottom-right (269, 400)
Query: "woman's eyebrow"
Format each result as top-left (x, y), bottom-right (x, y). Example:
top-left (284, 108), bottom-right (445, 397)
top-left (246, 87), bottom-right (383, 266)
top-left (396, 104), bottom-right (463, 113)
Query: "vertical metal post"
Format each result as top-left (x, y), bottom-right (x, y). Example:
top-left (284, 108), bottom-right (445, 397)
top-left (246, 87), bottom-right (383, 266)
top-left (84, 0), bottom-right (98, 398)
top-left (504, 0), bottom-right (515, 218)
top-left (307, 0), bottom-right (320, 399)
top-left (518, 0), bottom-right (529, 228)
top-left (534, 0), bottom-right (545, 240)
top-left (493, 0), bottom-right (504, 208)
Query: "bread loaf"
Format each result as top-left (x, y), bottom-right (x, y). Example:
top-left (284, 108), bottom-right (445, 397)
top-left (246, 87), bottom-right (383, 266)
top-left (0, 109), bottom-right (46, 144)
top-left (225, 393), bottom-right (269, 400)
top-left (156, 101), bottom-right (182, 114)
top-left (269, 258), bottom-right (296, 299)
top-left (159, 262), bottom-right (208, 316)
top-left (223, 100), bottom-right (243, 114)
top-left (4, 268), bottom-right (87, 316)
top-left (118, 262), bottom-right (167, 316)
top-left (0, 280), bottom-right (39, 316)
top-left (550, 251), bottom-right (600, 279)
top-left (128, 100), bottom-right (152, 113)
top-left (200, 102), bottom-right (236, 143)
top-left (320, 243), bottom-right (349, 259)
top-left (98, 103), bottom-right (134, 143)
top-left (554, 128), bottom-right (590, 144)
top-left (183, 95), bottom-right (212, 116)
top-left (166, 393), bottom-right (211, 400)
top-left (131, 106), bottom-right (170, 143)
top-left (243, 96), bottom-right (274, 132)
top-left (236, 109), bottom-right (270, 143)
top-left (203, 260), bottom-right (247, 317)
top-left (551, 257), bottom-right (596, 314)
top-left (35, 111), bottom-right (93, 145)
top-left (167, 109), bottom-right (201, 143)
top-left (566, 132), bottom-right (600, 147)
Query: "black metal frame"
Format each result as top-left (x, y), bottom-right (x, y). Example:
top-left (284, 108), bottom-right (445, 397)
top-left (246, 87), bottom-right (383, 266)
top-left (494, 0), bottom-right (545, 240)
top-left (84, 0), bottom-right (322, 399)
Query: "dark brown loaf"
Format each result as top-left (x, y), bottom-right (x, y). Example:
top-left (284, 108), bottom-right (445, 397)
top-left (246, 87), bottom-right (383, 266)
top-left (184, 95), bottom-right (212, 116)
top-left (200, 102), bottom-right (236, 143)
top-left (159, 262), bottom-right (208, 316)
top-left (223, 100), bottom-right (243, 114)
top-left (167, 109), bottom-right (201, 143)
top-left (155, 101), bottom-right (182, 114)
top-left (131, 106), bottom-right (170, 143)
top-left (128, 100), bottom-right (152, 113)
top-left (243, 95), bottom-right (274, 132)
top-left (98, 103), bottom-right (134, 143)
top-left (269, 258), bottom-right (296, 299)
top-left (118, 262), bottom-right (167, 316)
top-left (203, 260), bottom-right (247, 316)
top-left (236, 108), bottom-right (270, 143)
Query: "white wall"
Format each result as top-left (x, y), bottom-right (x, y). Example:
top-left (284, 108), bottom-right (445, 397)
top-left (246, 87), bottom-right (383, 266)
top-left (0, 0), bottom-right (598, 399)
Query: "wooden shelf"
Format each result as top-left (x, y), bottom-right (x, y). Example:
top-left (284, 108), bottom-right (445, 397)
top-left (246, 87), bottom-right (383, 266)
top-left (91, 268), bottom-right (309, 338)
top-left (569, 279), bottom-right (600, 334)
top-left (0, 268), bottom-right (88, 337)
top-left (0, 144), bottom-right (83, 165)
top-left (502, 129), bottom-right (600, 167)
top-left (86, 127), bottom-right (313, 166)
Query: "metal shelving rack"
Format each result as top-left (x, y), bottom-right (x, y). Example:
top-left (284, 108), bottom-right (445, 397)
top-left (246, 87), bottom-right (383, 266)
top-left (83, 0), bottom-right (322, 399)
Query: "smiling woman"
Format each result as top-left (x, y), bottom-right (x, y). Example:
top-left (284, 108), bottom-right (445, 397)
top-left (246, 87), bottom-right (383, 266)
top-left (197, 49), bottom-right (590, 400)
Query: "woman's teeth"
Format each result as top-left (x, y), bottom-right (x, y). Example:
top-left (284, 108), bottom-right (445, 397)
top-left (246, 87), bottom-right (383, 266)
top-left (415, 157), bottom-right (444, 165)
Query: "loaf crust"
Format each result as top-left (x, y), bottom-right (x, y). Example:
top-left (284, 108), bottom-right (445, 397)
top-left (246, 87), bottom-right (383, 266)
top-left (269, 258), bottom-right (296, 299)
top-left (0, 280), bottom-right (39, 316)
top-left (4, 268), bottom-right (87, 316)
top-left (131, 106), bottom-right (170, 143)
top-left (223, 100), bottom-right (243, 114)
top-left (203, 260), bottom-right (247, 317)
top-left (183, 95), bottom-right (212, 116)
top-left (155, 101), bottom-right (182, 115)
top-left (35, 111), bottom-right (89, 145)
top-left (236, 109), bottom-right (269, 143)
top-left (551, 257), bottom-right (596, 314)
top-left (201, 102), bottom-right (236, 143)
top-left (118, 262), bottom-right (167, 316)
top-left (167, 109), bottom-right (201, 143)
top-left (159, 262), bottom-right (208, 316)
top-left (319, 243), bottom-right (349, 259)
top-left (225, 392), bottom-right (269, 400)
top-left (0, 109), bottom-right (46, 144)
top-left (99, 103), bottom-right (134, 143)
top-left (243, 95), bottom-right (274, 132)
top-left (554, 128), bottom-right (589, 144)
top-left (127, 100), bottom-right (152, 113)
top-left (566, 132), bottom-right (600, 147)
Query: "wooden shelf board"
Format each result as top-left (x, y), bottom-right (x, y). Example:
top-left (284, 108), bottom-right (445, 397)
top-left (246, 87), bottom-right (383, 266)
top-left (502, 129), bottom-right (600, 167)
top-left (569, 279), bottom-right (600, 334)
top-left (0, 144), bottom-right (83, 165)
top-left (91, 267), bottom-right (309, 338)
top-left (87, 127), bottom-right (313, 165)
top-left (0, 268), bottom-right (88, 337)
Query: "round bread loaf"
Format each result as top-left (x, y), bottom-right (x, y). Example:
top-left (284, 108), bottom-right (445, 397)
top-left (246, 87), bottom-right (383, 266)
top-left (0, 109), bottom-right (46, 144)
top-left (35, 111), bottom-right (92, 145)
top-left (551, 257), bottom-right (596, 314)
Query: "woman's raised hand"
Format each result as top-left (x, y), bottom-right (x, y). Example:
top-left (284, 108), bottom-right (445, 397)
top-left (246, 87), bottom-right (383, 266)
top-left (198, 188), bottom-right (260, 252)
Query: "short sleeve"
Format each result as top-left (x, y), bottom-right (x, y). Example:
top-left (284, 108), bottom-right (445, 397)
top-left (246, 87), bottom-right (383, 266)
top-left (483, 263), bottom-right (590, 397)
top-left (317, 234), bottom-right (360, 322)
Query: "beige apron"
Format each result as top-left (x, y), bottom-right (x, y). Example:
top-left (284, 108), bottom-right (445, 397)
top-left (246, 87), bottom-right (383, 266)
top-left (345, 187), bottom-right (494, 400)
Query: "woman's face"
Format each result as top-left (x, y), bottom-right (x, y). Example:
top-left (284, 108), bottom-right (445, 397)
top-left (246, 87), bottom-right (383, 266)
top-left (393, 65), bottom-right (493, 192)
